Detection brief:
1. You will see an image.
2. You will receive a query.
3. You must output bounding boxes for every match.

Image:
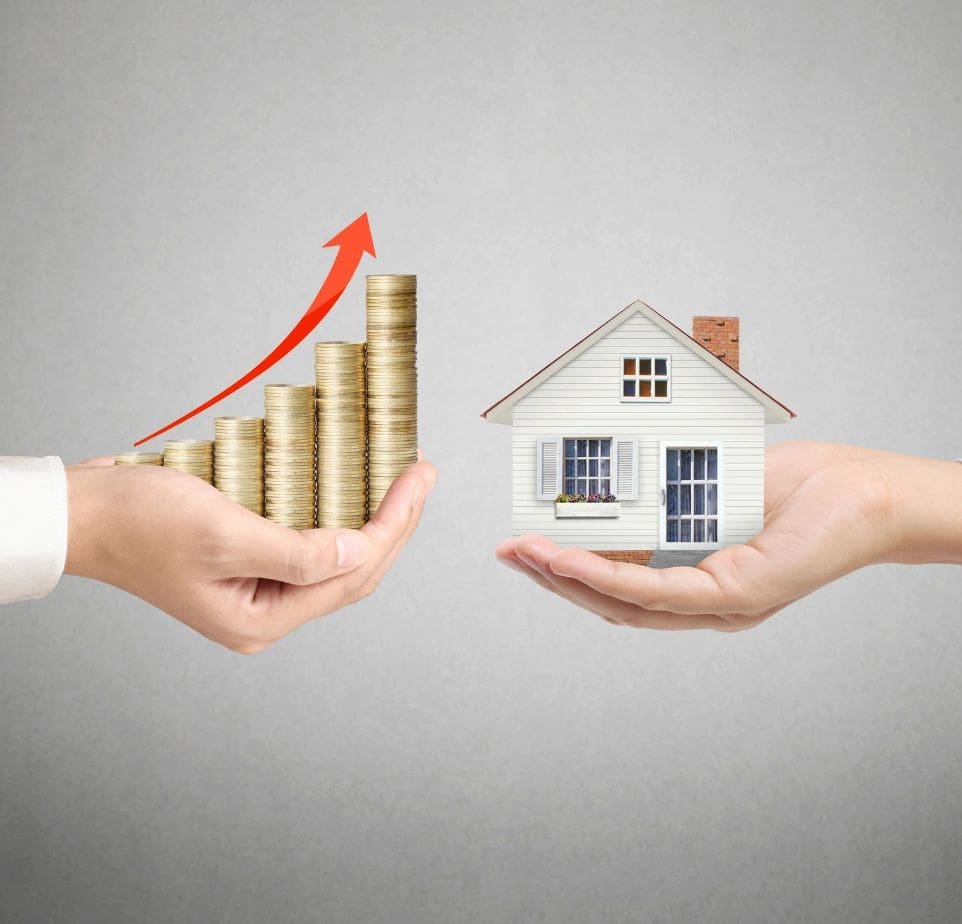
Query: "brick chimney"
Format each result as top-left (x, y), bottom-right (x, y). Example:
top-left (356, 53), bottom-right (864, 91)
top-left (692, 316), bottom-right (739, 371)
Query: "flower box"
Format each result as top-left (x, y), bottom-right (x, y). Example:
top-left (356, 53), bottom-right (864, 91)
top-left (555, 502), bottom-right (621, 519)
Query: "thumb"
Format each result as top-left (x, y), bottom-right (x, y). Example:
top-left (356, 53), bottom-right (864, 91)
top-left (74, 455), bottom-right (117, 468)
top-left (231, 515), bottom-right (373, 585)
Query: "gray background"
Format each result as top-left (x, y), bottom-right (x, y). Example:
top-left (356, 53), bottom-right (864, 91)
top-left (1, 0), bottom-right (960, 921)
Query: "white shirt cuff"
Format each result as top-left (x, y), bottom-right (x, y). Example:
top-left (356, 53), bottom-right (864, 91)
top-left (0, 456), bottom-right (68, 604)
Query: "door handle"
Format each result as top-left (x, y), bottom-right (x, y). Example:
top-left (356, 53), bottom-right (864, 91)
top-left (661, 488), bottom-right (666, 506)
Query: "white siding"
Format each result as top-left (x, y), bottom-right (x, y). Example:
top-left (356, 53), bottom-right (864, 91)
top-left (511, 311), bottom-right (766, 549)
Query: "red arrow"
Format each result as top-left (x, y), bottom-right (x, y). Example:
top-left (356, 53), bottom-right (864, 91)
top-left (134, 212), bottom-right (376, 446)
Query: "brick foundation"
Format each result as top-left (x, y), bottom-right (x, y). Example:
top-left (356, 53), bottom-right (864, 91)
top-left (591, 550), bottom-right (653, 565)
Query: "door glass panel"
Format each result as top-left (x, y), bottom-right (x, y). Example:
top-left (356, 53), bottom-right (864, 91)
top-left (680, 450), bottom-right (691, 480)
top-left (706, 520), bottom-right (718, 542)
top-left (667, 519), bottom-right (679, 542)
top-left (707, 483), bottom-right (717, 515)
top-left (693, 519), bottom-right (705, 542)
top-left (589, 439), bottom-right (599, 456)
top-left (679, 520), bottom-right (691, 542)
top-left (577, 439), bottom-right (587, 456)
top-left (707, 448), bottom-right (717, 480)
top-left (694, 484), bottom-right (705, 514)
top-left (667, 484), bottom-right (678, 515)
top-left (680, 485), bottom-right (691, 514)
top-left (693, 449), bottom-right (705, 480)
top-left (667, 450), bottom-right (679, 481)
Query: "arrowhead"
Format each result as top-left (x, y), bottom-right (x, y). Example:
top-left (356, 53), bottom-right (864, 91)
top-left (323, 212), bottom-right (376, 258)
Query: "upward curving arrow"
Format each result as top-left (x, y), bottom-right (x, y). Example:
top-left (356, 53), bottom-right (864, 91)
top-left (134, 212), bottom-right (376, 446)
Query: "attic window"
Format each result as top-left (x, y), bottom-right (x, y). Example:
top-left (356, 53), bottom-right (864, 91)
top-left (622, 356), bottom-right (670, 401)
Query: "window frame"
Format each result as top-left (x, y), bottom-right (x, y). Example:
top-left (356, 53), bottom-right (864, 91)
top-left (620, 354), bottom-right (672, 403)
top-left (561, 436), bottom-right (615, 498)
top-left (657, 440), bottom-right (724, 550)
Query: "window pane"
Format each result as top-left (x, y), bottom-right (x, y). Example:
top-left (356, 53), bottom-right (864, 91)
top-left (639, 358), bottom-right (652, 375)
top-left (565, 439), bottom-right (576, 459)
top-left (588, 479), bottom-right (598, 495)
top-left (654, 380), bottom-right (668, 397)
top-left (565, 459), bottom-right (575, 478)
top-left (707, 448), bottom-right (717, 480)
top-left (706, 519), bottom-right (718, 542)
top-left (694, 483), bottom-right (705, 514)
top-left (693, 519), bottom-right (705, 542)
top-left (564, 478), bottom-right (576, 494)
top-left (667, 519), bottom-right (679, 542)
top-left (654, 358), bottom-right (668, 376)
top-left (600, 458), bottom-right (610, 477)
top-left (600, 438), bottom-right (611, 456)
top-left (679, 520), bottom-right (691, 542)
top-left (577, 459), bottom-right (586, 477)
top-left (680, 485), bottom-right (691, 514)
top-left (588, 439), bottom-right (599, 456)
top-left (667, 450), bottom-right (679, 482)
top-left (639, 380), bottom-right (652, 397)
top-left (577, 439), bottom-right (587, 456)
top-left (693, 449), bottom-right (705, 480)
top-left (680, 450), bottom-right (691, 480)
top-left (707, 483), bottom-right (717, 515)
top-left (667, 484), bottom-right (678, 515)
top-left (588, 459), bottom-right (598, 477)
top-left (623, 358), bottom-right (636, 376)
top-left (600, 478), bottom-right (610, 494)
top-left (623, 379), bottom-right (636, 397)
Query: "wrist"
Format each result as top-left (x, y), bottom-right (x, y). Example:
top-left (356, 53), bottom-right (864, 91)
top-left (64, 465), bottom-right (109, 578)
top-left (874, 452), bottom-right (962, 566)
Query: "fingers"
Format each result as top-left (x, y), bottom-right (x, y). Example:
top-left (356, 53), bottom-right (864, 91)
top-left (270, 461), bottom-right (436, 630)
top-left (545, 543), bottom-right (760, 617)
top-left (230, 510), bottom-right (373, 586)
top-left (500, 536), bottom-right (729, 630)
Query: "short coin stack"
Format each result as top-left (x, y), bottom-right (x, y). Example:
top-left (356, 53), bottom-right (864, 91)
top-left (365, 274), bottom-right (418, 514)
top-left (315, 342), bottom-right (368, 528)
top-left (114, 452), bottom-right (164, 466)
top-left (213, 417), bottom-right (265, 515)
top-left (163, 439), bottom-right (214, 483)
top-left (264, 384), bottom-right (316, 529)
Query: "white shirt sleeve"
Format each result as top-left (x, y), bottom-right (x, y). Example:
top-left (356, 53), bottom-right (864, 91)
top-left (0, 456), bottom-right (68, 605)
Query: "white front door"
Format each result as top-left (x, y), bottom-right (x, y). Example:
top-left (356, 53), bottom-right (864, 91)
top-left (660, 445), bottom-right (722, 549)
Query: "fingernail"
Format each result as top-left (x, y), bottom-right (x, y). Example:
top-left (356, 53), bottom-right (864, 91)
top-left (409, 477), bottom-right (426, 512)
top-left (516, 552), bottom-right (543, 573)
top-left (336, 532), bottom-right (370, 569)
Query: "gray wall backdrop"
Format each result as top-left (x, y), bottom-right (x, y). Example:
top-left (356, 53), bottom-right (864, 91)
top-left (2, 1), bottom-right (961, 922)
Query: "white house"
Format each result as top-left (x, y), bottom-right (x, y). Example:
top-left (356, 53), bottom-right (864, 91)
top-left (482, 301), bottom-right (795, 564)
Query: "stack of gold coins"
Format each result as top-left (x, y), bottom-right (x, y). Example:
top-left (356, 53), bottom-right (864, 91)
top-left (213, 417), bottom-right (264, 515)
top-left (163, 439), bottom-right (214, 483)
top-left (314, 341), bottom-right (367, 528)
top-left (114, 452), bottom-right (164, 466)
top-left (264, 384), bottom-right (316, 529)
top-left (365, 274), bottom-right (417, 514)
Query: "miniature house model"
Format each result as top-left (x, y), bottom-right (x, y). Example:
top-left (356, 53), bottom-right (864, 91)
top-left (482, 301), bottom-right (795, 564)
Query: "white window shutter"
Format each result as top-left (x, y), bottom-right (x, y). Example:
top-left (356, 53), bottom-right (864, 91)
top-left (536, 437), bottom-right (562, 500)
top-left (614, 439), bottom-right (638, 500)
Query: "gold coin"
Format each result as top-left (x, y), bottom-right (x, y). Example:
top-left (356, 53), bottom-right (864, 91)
top-left (163, 439), bottom-right (214, 483)
top-left (264, 384), bottom-right (316, 530)
top-left (114, 452), bottom-right (164, 466)
top-left (315, 342), bottom-right (367, 529)
top-left (213, 417), bottom-right (264, 515)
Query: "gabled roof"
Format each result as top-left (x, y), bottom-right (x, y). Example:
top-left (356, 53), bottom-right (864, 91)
top-left (481, 300), bottom-right (796, 425)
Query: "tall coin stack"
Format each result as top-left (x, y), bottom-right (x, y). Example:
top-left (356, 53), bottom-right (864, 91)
top-left (163, 439), bottom-right (214, 483)
top-left (264, 384), bottom-right (316, 529)
top-left (315, 342), bottom-right (367, 528)
top-left (365, 274), bottom-right (418, 515)
top-left (115, 452), bottom-right (164, 466)
top-left (213, 417), bottom-right (265, 515)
